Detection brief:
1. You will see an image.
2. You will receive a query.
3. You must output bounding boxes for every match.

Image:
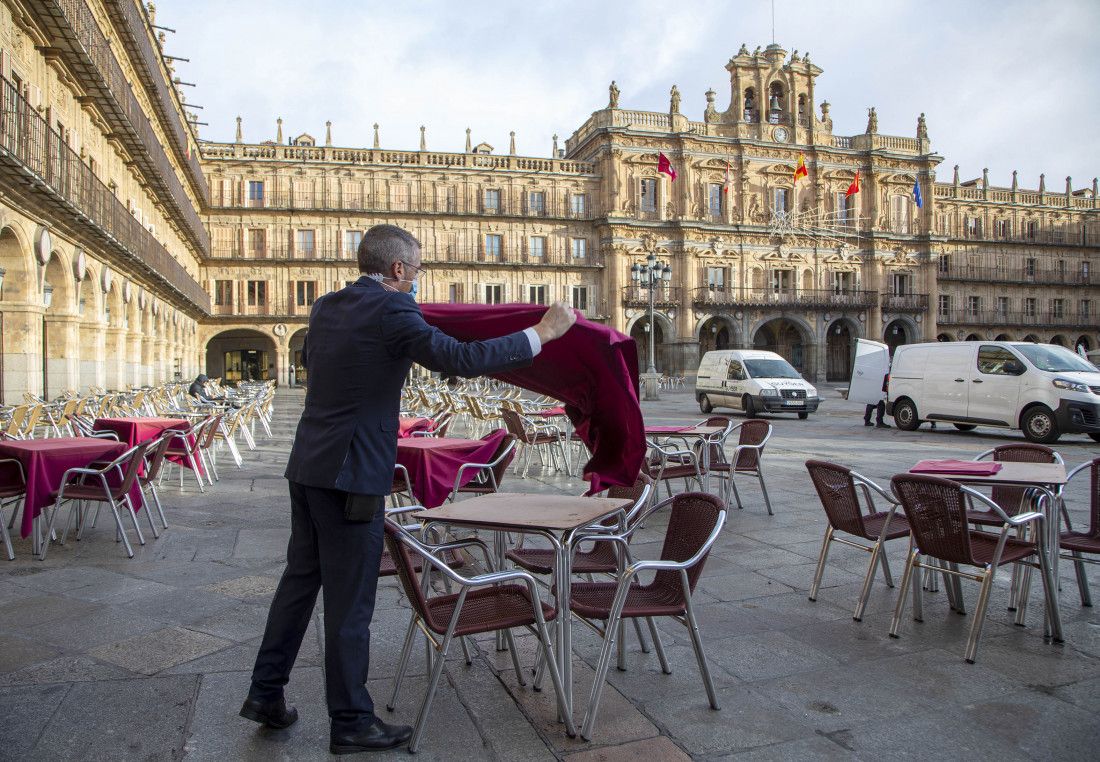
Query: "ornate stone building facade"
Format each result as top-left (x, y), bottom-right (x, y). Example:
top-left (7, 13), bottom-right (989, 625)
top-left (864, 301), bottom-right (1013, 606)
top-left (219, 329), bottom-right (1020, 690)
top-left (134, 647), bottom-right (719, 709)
top-left (0, 7), bottom-right (1096, 402)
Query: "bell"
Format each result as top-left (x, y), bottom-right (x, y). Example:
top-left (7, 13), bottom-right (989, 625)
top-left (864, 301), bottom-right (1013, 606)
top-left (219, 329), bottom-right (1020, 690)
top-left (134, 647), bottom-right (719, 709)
top-left (769, 93), bottom-right (781, 111)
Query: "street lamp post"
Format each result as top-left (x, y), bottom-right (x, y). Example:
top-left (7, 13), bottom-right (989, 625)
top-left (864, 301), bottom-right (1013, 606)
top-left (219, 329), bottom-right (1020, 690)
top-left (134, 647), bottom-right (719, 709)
top-left (630, 253), bottom-right (672, 401)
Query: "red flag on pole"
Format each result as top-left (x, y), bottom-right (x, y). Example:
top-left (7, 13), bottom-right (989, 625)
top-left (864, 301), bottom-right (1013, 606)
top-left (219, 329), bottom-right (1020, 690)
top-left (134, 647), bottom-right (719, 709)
top-left (845, 170), bottom-right (861, 198)
top-left (794, 153), bottom-right (808, 182)
top-left (722, 159), bottom-right (731, 193)
top-left (658, 152), bottom-right (677, 182)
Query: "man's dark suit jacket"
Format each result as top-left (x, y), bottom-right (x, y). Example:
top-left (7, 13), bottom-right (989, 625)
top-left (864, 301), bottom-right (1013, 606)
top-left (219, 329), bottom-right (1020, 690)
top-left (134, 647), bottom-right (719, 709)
top-left (284, 276), bottom-right (533, 496)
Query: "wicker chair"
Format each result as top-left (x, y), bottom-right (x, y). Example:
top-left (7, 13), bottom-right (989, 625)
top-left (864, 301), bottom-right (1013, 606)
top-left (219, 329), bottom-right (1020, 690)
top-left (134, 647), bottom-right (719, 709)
top-left (805, 460), bottom-right (909, 620)
top-left (383, 518), bottom-right (574, 751)
top-left (1061, 457), bottom-right (1100, 606)
top-left (569, 492), bottom-right (726, 740)
top-left (724, 419), bottom-right (775, 515)
top-left (646, 438), bottom-right (705, 498)
top-left (888, 473), bottom-right (1058, 663)
top-left (969, 444), bottom-right (1063, 527)
top-left (447, 433), bottom-right (517, 502)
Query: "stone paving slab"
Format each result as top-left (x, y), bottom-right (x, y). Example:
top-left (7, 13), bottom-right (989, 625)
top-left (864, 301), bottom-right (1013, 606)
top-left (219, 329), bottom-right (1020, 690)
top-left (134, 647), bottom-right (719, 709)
top-left (0, 386), bottom-right (1096, 759)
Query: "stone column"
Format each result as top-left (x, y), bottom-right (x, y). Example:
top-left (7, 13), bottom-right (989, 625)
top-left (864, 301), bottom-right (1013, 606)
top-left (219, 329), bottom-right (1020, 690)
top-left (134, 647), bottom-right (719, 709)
top-left (154, 335), bottom-right (169, 384)
top-left (43, 314), bottom-right (81, 397)
top-left (104, 327), bottom-right (127, 391)
top-left (141, 332), bottom-right (155, 387)
top-left (125, 329), bottom-right (143, 389)
top-left (0, 304), bottom-right (44, 404)
top-left (78, 318), bottom-right (106, 392)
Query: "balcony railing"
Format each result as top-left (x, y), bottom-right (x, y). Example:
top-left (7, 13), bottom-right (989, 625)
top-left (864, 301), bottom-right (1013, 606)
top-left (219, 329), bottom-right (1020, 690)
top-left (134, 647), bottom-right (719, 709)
top-left (211, 189), bottom-right (596, 220)
top-left (693, 287), bottom-right (876, 310)
top-left (941, 223), bottom-right (1100, 247)
top-left (937, 309), bottom-right (1094, 329)
top-left (29, 0), bottom-right (209, 253)
top-left (210, 295), bottom-right (606, 321)
top-left (938, 264), bottom-right (1092, 286)
top-left (881, 293), bottom-right (930, 312)
top-left (207, 245), bottom-right (604, 267)
top-left (621, 286), bottom-right (684, 309)
top-left (0, 74), bottom-right (209, 313)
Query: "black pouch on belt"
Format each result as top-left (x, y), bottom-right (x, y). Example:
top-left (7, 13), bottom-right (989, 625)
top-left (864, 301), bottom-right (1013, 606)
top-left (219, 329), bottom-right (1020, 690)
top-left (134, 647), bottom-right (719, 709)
top-left (344, 493), bottom-right (384, 523)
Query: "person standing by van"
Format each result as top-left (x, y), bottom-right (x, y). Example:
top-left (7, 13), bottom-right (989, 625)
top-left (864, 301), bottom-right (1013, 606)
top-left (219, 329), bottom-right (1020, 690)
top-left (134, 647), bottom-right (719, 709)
top-left (863, 371), bottom-right (890, 428)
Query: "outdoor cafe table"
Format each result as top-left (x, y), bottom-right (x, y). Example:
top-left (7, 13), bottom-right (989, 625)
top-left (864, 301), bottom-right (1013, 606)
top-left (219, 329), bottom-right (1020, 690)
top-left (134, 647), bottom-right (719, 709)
top-left (398, 416), bottom-right (435, 438)
top-left (396, 431), bottom-right (508, 508)
top-left (908, 459), bottom-right (1067, 643)
top-left (645, 425), bottom-right (727, 492)
top-left (413, 492), bottom-right (633, 719)
top-left (0, 437), bottom-right (139, 556)
top-left (94, 416), bottom-right (202, 475)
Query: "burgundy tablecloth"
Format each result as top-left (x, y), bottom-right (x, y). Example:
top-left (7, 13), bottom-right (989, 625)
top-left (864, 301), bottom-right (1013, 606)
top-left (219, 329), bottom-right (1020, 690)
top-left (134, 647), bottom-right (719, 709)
top-left (396, 430), bottom-right (508, 508)
top-left (911, 459), bottom-right (1003, 476)
top-left (421, 304), bottom-right (643, 494)
top-left (398, 416), bottom-right (435, 438)
top-left (94, 416), bottom-right (202, 475)
top-left (0, 438), bottom-right (143, 538)
top-left (532, 407), bottom-right (566, 418)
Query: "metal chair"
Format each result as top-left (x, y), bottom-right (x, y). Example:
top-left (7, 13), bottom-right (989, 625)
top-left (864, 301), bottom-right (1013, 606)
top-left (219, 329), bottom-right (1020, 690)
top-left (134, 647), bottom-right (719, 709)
top-left (138, 431), bottom-right (177, 531)
top-left (1061, 457), bottom-right (1100, 606)
top-left (500, 408), bottom-right (567, 477)
top-left (0, 458), bottom-right (26, 560)
top-left (969, 444), bottom-right (1063, 527)
top-left (646, 438), bottom-right (705, 498)
top-left (724, 419), bottom-right (774, 515)
top-left (569, 492), bottom-right (726, 740)
top-left (40, 443), bottom-right (151, 560)
top-left (447, 433), bottom-right (517, 502)
top-left (805, 460), bottom-right (909, 620)
top-left (164, 418), bottom-right (210, 492)
top-left (888, 473), bottom-right (1058, 663)
top-left (382, 518), bottom-right (575, 752)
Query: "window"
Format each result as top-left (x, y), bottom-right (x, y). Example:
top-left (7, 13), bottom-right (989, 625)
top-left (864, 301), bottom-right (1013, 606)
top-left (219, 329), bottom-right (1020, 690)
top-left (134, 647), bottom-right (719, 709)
top-left (834, 271), bottom-right (855, 294)
top-left (570, 285), bottom-right (589, 312)
top-left (296, 281), bottom-right (317, 307)
top-left (296, 229), bottom-right (315, 258)
top-left (708, 184), bottom-right (723, 217)
top-left (994, 219), bottom-right (1010, 238)
top-left (1082, 262), bottom-right (1091, 283)
top-left (436, 185), bottom-right (456, 213)
top-left (1057, 260), bottom-right (1066, 281)
top-left (891, 195), bottom-right (909, 233)
top-left (247, 280), bottom-right (267, 307)
top-left (248, 229), bottom-right (266, 257)
top-left (1026, 220), bottom-right (1038, 240)
top-left (977, 346), bottom-right (1024, 375)
top-left (705, 267), bottom-right (726, 290)
top-left (448, 283), bottom-right (463, 303)
top-left (570, 193), bottom-right (588, 217)
top-left (996, 296), bottom-right (1009, 316)
top-left (938, 254), bottom-right (950, 274)
top-left (1052, 298), bottom-right (1064, 318)
top-left (890, 273), bottom-right (909, 295)
top-left (773, 188), bottom-right (789, 214)
top-left (770, 269), bottom-right (793, 292)
top-left (484, 234), bottom-right (502, 261)
top-left (727, 360), bottom-right (745, 381)
top-left (966, 296), bottom-right (981, 316)
top-left (527, 285), bottom-right (547, 305)
top-left (247, 181), bottom-right (264, 206)
top-left (528, 191), bottom-right (546, 215)
top-left (214, 280), bottom-right (233, 307)
top-left (571, 238), bottom-right (587, 259)
top-left (483, 189), bottom-right (501, 213)
top-left (640, 178), bottom-right (657, 212)
top-left (1082, 300), bottom-right (1091, 319)
top-left (938, 294), bottom-right (951, 316)
top-left (1025, 258), bottom-right (1036, 277)
top-left (344, 230), bottom-right (362, 259)
top-left (528, 236), bottom-right (546, 260)
top-left (965, 216), bottom-right (982, 238)
top-left (1024, 297), bottom-right (1037, 317)
top-left (483, 284), bottom-right (503, 304)
top-left (389, 183), bottom-right (410, 211)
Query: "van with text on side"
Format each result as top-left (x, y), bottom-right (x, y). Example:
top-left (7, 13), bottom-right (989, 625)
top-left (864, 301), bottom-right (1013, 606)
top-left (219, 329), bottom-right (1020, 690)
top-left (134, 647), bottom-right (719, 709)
top-left (695, 349), bottom-right (820, 418)
top-left (885, 341), bottom-right (1100, 443)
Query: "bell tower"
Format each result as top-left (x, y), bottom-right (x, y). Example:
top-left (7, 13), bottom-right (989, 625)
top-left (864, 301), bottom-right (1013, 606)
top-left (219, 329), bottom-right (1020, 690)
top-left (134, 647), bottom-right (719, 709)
top-left (716, 43), bottom-right (825, 145)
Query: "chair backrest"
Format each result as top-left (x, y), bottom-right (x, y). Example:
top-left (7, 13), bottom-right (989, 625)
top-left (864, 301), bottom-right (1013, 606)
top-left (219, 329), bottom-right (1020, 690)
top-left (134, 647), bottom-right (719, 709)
top-left (499, 409), bottom-right (531, 443)
top-left (199, 414), bottom-right (223, 449)
top-left (605, 473), bottom-right (653, 526)
top-left (980, 443), bottom-right (1059, 516)
top-left (142, 431), bottom-right (176, 482)
top-left (805, 459), bottom-right (871, 537)
top-left (485, 432), bottom-right (517, 484)
top-left (108, 442), bottom-right (151, 499)
top-left (891, 473), bottom-right (976, 566)
top-left (434, 412), bottom-right (453, 438)
top-left (4, 405), bottom-right (28, 437)
top-left (382, 519), bottom-right (444, 632)
top-left (734, 419), bottom-right (771, 470)
top-left (651, 492), bottom-right (725, 598)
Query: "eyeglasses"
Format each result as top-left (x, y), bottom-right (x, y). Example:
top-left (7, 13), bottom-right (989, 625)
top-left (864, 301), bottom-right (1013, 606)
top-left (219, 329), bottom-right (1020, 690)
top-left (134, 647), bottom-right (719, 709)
top-left (400, 260), bottom-right (423, 276)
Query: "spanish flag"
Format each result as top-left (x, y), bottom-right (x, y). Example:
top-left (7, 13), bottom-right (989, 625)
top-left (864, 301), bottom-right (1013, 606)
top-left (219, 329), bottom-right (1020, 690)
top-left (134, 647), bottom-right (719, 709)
top-left (845, 170), bottom-right (861, 198)
top-left (794, 153), bottom-right (808, 182)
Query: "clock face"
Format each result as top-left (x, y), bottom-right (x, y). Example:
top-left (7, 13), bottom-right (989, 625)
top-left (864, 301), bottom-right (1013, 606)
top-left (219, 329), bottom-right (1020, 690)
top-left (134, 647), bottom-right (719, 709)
top-left (774, 126), bottom-right (789, 142)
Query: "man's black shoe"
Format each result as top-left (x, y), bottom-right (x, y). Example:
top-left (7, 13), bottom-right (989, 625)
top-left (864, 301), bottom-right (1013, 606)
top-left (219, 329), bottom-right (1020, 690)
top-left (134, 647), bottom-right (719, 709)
top-left (239, 696), bottom-right (299, 729)
top-left (863, 421), bottom-right (873, 426)
top-left (876, 422), bottom-right (891, 429)
top-left (330, 717), bottom-right (414, 754)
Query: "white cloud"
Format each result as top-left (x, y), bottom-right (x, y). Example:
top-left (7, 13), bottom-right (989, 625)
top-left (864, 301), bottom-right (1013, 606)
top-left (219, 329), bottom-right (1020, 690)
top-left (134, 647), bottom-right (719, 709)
top-left (162, 0), bottom-right (1099, 188)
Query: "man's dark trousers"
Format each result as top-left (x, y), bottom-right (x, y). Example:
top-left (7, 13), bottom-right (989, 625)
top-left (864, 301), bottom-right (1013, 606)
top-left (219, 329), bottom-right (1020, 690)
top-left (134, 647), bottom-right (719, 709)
top-left (249, 481), bottom-right (385, 733)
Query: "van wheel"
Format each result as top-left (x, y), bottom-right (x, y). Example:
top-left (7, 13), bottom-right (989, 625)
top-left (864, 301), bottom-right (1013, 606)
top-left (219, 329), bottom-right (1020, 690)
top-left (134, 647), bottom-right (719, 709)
top-left (798, 412), bottom-right (809, 420)
top-left (953, 424), bottom-right (977, 432)
top-left (1022, 406), bottom-right (1061, 443)
top-left (742, 394), bottom-right (756, 417)
top-left (698, 394), bottom-right (713, 414)
top-left (894, 399), bottom-right (920, 431)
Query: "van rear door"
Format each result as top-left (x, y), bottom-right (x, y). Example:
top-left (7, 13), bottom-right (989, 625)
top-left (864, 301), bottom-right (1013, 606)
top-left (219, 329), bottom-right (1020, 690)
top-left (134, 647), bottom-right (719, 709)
top-left (848, 339), bottom-right (890, 405)
top-left (922, 344), bottom-right (975, 421)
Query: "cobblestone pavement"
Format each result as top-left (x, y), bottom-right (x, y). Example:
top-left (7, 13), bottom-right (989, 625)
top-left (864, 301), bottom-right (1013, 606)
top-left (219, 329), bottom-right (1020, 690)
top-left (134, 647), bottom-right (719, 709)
top-left (1, 386), bottom-right (1098, 760)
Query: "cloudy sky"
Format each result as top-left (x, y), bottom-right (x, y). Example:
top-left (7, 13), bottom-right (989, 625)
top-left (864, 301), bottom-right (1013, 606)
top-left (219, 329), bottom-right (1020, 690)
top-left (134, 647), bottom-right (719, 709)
top-left (162, 0), bottom-right (1098, 190)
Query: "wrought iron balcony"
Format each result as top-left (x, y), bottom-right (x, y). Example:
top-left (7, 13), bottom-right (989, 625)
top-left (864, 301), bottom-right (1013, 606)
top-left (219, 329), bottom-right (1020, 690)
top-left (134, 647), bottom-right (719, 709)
top-left (622, 286), bottom-right (683, 309)
top-left (937, 309), bottom-right (1094, 329)
top-left (0, 75), bottom-right (209, 314)
top-left (206, 244), bottom-right (604, 268)
top-left (693, 287), bottom-right (876, 310)
top-left (881, 293), bottom-right (929, 312)
top-left (937, 263), bottom-right (1092, 286)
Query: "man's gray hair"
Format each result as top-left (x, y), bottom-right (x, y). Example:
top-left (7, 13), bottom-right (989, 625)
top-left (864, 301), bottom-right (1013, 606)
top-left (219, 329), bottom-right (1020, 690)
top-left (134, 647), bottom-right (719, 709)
top-left (357, 224), bottom-right (421, 274)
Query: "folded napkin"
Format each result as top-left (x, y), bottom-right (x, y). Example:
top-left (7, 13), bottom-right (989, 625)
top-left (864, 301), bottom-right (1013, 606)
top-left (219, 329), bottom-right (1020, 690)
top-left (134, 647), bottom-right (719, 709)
top-left (911, 459), bottom-right (1003, 476)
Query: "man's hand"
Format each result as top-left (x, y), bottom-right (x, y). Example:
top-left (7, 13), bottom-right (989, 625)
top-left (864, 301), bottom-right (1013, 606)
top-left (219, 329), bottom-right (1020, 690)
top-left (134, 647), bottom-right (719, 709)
top-left (533, 302), bottom-right (577, 345)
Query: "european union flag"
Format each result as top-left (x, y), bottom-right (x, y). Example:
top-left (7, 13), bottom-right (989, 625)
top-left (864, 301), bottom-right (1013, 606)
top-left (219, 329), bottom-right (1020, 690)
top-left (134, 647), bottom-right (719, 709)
top-left (912, 178), bottom-right (923, 208)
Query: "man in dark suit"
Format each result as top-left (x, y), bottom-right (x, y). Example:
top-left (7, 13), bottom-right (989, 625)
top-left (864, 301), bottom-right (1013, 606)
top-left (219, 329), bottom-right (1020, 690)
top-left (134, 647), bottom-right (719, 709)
top-left (239, 224), bottom-right (575, 754)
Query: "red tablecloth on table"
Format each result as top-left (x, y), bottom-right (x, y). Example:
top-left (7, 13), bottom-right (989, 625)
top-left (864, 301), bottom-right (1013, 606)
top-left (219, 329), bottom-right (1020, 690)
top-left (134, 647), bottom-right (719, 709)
top-left (532, 407), bottom-right (566, 418)
top-left (94, 416), bottom-right (203, 475)
top-left (0, 438), bottom-right (143, 538)
top-left (396, 430), bottom-right (508, 508)
top-left (911, 459), bottom-right (1003, 476)
top-left (398, 416), bottom-right (435, 438)
top-left (421, 304), bottom-right (643, 494)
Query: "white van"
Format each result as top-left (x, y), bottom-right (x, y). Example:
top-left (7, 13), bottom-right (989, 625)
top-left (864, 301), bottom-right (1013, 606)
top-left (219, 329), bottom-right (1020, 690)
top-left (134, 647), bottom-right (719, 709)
top-left (695, 349), bottom-right (820, 418)
top-left (886, 341), bottom-right (1100, 443)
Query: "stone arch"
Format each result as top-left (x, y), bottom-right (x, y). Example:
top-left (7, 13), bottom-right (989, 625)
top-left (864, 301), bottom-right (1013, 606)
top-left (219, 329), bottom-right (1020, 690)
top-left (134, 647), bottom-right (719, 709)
top-left (1075, 335), bottom-right (1092, 353)
top-left (994, 333), bottom-right (1014, 342)
top-left (205, 328), bottom-right (279, 383)
top-left (697, 315), bottom-right (738, 354)
top-left (626, 311), bottom-right (675, 375)
top-left (751, 315), bottom-right (816, 378)
top-left (936, 333), bottom-right (953, 342)
top-left (884, 317), bottom-right (918, 353)
top-left (1022, 334), bottom-right (1040, 343)
top-left (75, 266), bottom-right (105, 391)
top-left (42, 251), bottom-right (79, 397)
top-left (964, 332), bottom-right (985, 342)
top-left (0, 225), bottom-right (38, 402)
top-left (825, 316), bottom-right (862, 381)
top-left (1049, 334), bottom-right (1066, 347)
top-left (0, 224), bottom-right (36, 303)
top-left (289, 327), bottom-right (308, 386)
